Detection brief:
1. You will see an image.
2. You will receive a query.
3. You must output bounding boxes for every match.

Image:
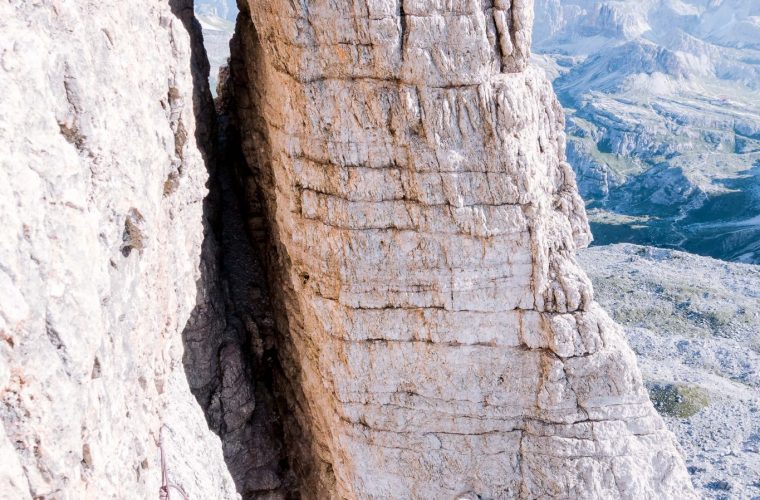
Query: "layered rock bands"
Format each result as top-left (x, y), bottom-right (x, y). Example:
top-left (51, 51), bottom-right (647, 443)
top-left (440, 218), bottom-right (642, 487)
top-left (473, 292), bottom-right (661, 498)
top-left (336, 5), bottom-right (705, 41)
top-left (226, 0), bottom-right (697, 498)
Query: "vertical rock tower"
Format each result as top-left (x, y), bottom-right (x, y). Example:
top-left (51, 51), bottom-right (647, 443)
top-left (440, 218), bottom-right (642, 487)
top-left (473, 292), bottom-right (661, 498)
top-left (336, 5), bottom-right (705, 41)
top-left (230, 0), bottom-right (696, 498)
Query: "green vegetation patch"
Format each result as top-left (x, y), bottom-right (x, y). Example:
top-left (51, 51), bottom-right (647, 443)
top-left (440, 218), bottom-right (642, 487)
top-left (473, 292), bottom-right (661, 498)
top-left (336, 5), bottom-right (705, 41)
top-left (647, 383), bottom-right (710, 418)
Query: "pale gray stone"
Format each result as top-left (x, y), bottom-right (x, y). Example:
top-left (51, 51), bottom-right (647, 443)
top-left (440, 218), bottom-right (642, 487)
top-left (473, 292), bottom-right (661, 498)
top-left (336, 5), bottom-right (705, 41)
top-left (0, 1), bottom-right (236, 498)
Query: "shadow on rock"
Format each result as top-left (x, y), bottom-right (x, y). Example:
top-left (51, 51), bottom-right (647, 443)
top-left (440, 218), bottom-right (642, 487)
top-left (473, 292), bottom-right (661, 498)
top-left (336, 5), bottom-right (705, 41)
top-left (169, 2), bottom-right (296, 497)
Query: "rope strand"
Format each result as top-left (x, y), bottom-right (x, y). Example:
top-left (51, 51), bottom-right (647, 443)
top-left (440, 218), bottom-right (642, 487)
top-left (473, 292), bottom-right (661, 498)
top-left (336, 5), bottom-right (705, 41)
top-left (159, 425), bottom-right (190, 500)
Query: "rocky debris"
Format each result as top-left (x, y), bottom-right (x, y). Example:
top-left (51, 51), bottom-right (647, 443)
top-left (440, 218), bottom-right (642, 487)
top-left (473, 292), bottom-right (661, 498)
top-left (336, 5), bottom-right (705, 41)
top-left (579, 243), bottom-right (760, 499)
top-left (225, 0), bottom-right (696, 497)
top-left (0, 0), bottom-right (237, 498)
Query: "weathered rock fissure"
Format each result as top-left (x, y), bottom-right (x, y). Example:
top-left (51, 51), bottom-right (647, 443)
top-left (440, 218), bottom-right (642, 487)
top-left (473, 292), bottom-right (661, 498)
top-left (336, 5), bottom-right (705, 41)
top-left (223, 13), bottom-right (332, 494)
top-left (180, 56), bottom-right (300, 498)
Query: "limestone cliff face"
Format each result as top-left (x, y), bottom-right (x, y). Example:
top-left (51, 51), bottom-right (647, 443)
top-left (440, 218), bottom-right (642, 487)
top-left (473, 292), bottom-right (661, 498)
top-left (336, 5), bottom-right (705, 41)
top-left (228, 0), bottom-right (697, 498)
top-left (1, 0), bottom-right (699, 498)
top-left (0, 1), bottom-right (237, 498)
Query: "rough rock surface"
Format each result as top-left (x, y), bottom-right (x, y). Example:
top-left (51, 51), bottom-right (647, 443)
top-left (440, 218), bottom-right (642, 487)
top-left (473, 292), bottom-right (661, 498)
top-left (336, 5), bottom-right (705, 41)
top-left (0, 1), bottom-right (237, 498)
top-left (228, 0), bottom-right (697, 497)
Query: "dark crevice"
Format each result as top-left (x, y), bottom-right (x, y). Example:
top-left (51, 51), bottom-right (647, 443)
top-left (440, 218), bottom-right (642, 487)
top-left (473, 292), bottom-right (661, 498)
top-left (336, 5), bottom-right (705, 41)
top-left (175, 1), bottom-right (299, 498)
top-left (225, 7), bottom-right (332, 495)
top-left (168, 0), bottom-right (215, 167)
top-left (398, 0), bottom-right (408, 62)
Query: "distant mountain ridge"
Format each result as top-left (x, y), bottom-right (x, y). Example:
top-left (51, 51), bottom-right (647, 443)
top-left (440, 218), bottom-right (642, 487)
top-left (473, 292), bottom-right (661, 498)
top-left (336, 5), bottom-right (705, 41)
top-left (195, 0), bottom-right (237, 22)
top-left (194, 2), bottom-right (236, 94)
top-left (534, 0), bottom-right (760, 263)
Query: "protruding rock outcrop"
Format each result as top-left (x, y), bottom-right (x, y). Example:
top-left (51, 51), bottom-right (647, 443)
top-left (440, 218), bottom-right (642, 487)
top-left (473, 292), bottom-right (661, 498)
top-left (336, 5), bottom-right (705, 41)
top-left (227, 0), bottom-right (697, 497)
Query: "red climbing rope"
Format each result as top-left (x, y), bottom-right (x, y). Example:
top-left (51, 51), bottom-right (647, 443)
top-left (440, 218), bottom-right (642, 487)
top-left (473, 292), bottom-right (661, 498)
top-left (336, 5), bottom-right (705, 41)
top-left (159, 425), bottom-right (190, 500)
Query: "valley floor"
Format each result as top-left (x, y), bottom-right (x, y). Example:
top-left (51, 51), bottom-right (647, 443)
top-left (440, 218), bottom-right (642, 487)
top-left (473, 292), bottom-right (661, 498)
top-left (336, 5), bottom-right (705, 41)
top-left (579, 244), bottom-right (760, 498)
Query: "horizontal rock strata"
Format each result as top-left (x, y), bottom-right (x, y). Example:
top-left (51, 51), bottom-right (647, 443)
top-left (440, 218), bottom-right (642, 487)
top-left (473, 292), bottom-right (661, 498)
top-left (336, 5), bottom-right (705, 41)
top-left (229, 0), bottom-right (697, 498)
